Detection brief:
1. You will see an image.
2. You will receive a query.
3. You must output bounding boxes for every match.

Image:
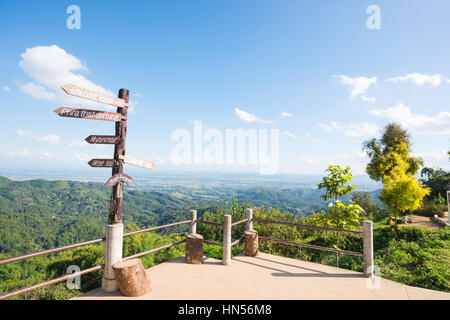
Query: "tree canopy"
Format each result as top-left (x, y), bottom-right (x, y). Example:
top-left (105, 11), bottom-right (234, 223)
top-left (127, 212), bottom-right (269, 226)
top-left (363, 123), bottom-right (429, 218)
top-left (363, 123), bottom-right (423, 181)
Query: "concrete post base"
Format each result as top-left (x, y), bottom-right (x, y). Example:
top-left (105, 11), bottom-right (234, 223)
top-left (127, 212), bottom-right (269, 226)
top-left (102, 275), bottom-right (119, 293)
top-left (102, 223), bottom-right (123, 292)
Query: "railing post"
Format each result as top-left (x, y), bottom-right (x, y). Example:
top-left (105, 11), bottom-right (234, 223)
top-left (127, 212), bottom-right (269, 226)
top-left (447, 191), bottom-right (449, 225)
top-left (102, 223), bottom-right (123, 292)
top-left (245, 208), bottom-right (253, 231)
top-left (223, 214), bottom-right (232, 265)
top-left (363, 220), bottom-right (373, 277)
top-left (189, 210), bottom-right (197, 234)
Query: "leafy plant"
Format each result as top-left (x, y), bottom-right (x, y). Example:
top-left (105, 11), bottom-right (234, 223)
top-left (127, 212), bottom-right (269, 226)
top-left (317, 165), bottom-right (357, 201)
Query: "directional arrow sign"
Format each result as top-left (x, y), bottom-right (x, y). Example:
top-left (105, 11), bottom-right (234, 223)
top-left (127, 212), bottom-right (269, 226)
top-left (105, 173), bottom-right (135, 187)
top-left (119, 154), bottom-right (156, 170)
top-left (88, 159), bottom-right (115, 167)
top-left (61, 84), bottom-right (128, 108)
top-left (85, 135), bottom-right (120, 144)
top-left (54, 107), bottom-right (123, 122)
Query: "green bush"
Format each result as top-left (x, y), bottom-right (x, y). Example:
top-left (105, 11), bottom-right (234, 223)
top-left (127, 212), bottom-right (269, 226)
top-left (413, 200), bottom-right (446, 217)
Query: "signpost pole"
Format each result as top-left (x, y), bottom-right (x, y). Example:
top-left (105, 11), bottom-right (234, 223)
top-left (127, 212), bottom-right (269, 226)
top-left (102, 88), bottom-right (129, 293)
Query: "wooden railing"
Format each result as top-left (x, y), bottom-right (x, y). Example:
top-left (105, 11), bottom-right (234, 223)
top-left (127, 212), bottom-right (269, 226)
top-left (253, 216), bottom-right (374, 276)
top-left (189, 210), bottom-right (250, 265)
top-left (0, 208), bottom-right (374, 299)
top-left (253, 217), bottom-right (364, 256)
top-left (0, 220), bottom-right (190, 300)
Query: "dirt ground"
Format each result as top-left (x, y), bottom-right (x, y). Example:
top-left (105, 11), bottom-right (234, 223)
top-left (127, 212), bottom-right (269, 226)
top-left (406, 212), bottom-right (448, 230)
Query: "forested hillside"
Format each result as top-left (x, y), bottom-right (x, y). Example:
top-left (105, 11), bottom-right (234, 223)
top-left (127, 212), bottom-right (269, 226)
top-left (0, 176), bottom-right (382, 257)
top-left (0, 176), bottom-right (192, 256)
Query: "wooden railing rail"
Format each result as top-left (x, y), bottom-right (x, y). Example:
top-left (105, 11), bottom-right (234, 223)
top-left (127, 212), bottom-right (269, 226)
top-left (0, 219), bottom-right (191, 300)
top-left (196, 220), bottom-right (223, 227)
top-left (259, 236), bottom-right (363, 257)
top-left (231, 218), bottom-right (248, 227)
top-left (253, 218), bottom-right (363, 235)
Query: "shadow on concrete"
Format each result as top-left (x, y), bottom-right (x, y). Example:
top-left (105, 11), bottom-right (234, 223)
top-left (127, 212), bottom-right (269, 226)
top-left (165, 256), bottom-right (222, 265)
top-left (252, 255), bottom-right (329, 274)
top-left (235, 256), bottom-right (365, 279)
top-left (271, 272), bottom-right (365, 278)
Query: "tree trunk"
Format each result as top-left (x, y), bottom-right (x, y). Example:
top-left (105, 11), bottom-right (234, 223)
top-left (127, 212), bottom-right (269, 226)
top-left (112, 258), bottom-right (151, 297)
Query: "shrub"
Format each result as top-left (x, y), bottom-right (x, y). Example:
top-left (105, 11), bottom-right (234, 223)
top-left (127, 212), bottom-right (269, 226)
top-left (413, 200), bottom-right (446, 217)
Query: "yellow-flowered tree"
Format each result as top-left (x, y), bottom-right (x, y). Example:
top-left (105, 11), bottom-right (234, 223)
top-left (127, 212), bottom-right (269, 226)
top-left (363, 123), bottom-right (429, 226)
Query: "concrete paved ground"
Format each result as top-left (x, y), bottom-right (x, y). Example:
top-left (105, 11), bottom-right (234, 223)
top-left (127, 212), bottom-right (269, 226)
top-left (73, 252), bottom-right (450, 300)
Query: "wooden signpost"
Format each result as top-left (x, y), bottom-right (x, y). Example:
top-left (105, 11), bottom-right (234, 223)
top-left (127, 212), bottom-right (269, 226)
top-left (88, 159), bottom-right (115, 168)
top-left (61, 84), bottom-right (128, 108)
top-left (56, 84), bottom-right (157, 293)
top-left (119, 154), bottom-right (156, 170)
top-left (54, 107), bottom-right (123, 122)
top-left (105, 173), bottom-right (136, 187)
top-left (56, 85), bottom-right (133, 224)
top-left (85, 135), bottom-right (120, 144)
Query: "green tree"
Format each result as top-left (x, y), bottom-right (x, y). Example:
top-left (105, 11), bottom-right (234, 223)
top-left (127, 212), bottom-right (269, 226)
top-left (315, 165), bottom-right (363, 231)
top-left (314, 165), bottom-right (364, 266)
top-left (420, 167), bottom-right (449, 201)
top-left (363, 123), bottom-right (429, 226)
top-left (351, 191), bottom-right (383, 221)
top-left (363, 123), bottom-right (423, 181)
top-left (317, 165), bottom-right (357, 201)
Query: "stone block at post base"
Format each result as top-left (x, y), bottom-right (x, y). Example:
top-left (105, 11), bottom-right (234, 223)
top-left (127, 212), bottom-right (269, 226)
top-left (245, 231), bottom-right (259, 257)
top-left (186, 233), bottom-right (204, 264)
top-left (112, 259), bottom-right (151, 297)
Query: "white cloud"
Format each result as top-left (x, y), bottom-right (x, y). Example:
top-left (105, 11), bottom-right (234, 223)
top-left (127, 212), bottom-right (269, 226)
top-left (304, 132), bottom-right (320, 143)
top-left (414, 151), bottom-right (448, 161)
top-left (361, 96), bottom-right (375, 103)
top-left (280, 112), bottom-right (294, 118)
top-left (0, 133), bottom-right (5, 138)
top-left (2, 86), bottom-right (11, 92)
top-left (93, 144), bottom-right (107, 150)
top-left (16, 81), bottom-right (57, 100)
top-left (73, 152), bottom-right (110, 163)
top-left (413, 151), bottom-right (449, 169)
top-left (69, 140), bottom-right (88, 148)
top-left (39, 152), bottom-right (56, 160)
top-left (74, 153), bottom-right (91, 162)
top-left (369, 103), bottom-right (450, 135)
top-left (3, 149), bottom-right (31, 158)
top-left (297, 151), bottom-right (367, 174)
top-left (17, 129), bottom-right (60, 144)
top-left (283, 131), bottom-right (296, 139)
top-left (234, 107), bottom-right (273, 124)
top-left (154, 157), bottom-right (166, 164)
top-left (317, 121), bottom-right (379, 138)
top-left (17, 45), bottom-right (122, 110)
top-left (334, 75), bottom-right (377, 98)
top-left (385, 73), bottom-right (443, 87)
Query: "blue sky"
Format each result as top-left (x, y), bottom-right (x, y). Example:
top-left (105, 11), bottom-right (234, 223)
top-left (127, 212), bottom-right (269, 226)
top-left (0, 0), bottom-right (449, 176)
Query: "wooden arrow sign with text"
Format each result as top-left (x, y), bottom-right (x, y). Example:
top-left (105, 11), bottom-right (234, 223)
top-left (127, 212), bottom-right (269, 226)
top-left (105, 173), bottom-right (135, 187)
top-left (88, 159), bottom-right (115, 167)
top-left (54, 107), bottom-right (123, 122)
top-left (85, 135), bottom-right (120, 144)
top-left (61, 84), bottom-right (128, 108)
top-left (119, 154), bottom-right (156, 170)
